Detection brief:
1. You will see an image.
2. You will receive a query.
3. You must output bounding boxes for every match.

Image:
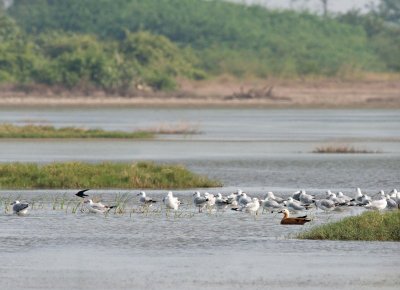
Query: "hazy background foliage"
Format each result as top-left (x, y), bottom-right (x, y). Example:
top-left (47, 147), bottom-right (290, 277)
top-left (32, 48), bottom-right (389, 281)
top-left (0, 0), bottom-right (398, 92)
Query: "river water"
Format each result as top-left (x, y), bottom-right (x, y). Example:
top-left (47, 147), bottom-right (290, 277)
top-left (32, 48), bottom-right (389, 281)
top-left (0, 107), bottom-right (399, 289)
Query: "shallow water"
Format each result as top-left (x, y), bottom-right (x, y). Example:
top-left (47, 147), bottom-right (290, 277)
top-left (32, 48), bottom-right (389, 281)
top-left (1, 107), bottom-right (400, 141)
top-left (0, 190), bottom-right (399, 290)
top-left (0, 108), bottom-right (399, 289)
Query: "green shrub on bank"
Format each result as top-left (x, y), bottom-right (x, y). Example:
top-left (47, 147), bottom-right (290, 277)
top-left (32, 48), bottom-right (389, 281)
top-left (0, 9), bottom-right (204, 91)
top-left (7, 0), bottom-right (387, 77)
top-left (0, 162), bottom-right (222, 189)
top-left (298, 211), bottom-right (400, 241)
top-left (2, 0), bottom-right (399, 90)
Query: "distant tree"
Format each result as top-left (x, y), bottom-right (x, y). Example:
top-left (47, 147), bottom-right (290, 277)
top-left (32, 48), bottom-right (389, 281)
top-left (377, 0), bottom-right (400, 25)
top-left (321, 0), bottom-right (328, 17)
top-left (0, 10), bottom-right (20, 41)
top-left (1, 0), bottom-right (13, 10)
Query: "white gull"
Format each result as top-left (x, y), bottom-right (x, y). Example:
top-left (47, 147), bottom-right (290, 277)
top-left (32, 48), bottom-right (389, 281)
top-left (84, 199), bottom-right (116, 214)
top-left (163, 191), bottom-right (181, 211)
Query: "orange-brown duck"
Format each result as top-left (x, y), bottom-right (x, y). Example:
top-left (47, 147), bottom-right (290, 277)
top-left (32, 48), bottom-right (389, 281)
top-left (278, 209), bottom-right (311, 225)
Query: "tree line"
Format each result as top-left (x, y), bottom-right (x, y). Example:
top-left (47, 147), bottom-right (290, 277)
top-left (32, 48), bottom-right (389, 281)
top-left (0, 0), bottom-right (399, 92)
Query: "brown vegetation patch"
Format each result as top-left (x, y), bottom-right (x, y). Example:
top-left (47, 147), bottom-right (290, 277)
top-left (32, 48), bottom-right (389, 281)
top-left (313, 145), bottom-right (380, 154)
top-left (0, 75), bottom-right (399, 108)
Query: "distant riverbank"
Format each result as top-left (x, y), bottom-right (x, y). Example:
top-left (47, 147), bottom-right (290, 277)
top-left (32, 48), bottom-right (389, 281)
top-left (1, 77), bottom-right (399, 108)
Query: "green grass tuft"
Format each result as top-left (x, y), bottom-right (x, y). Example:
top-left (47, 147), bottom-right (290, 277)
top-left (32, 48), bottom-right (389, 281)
top-left (298, 211), bottom-right (400, 241)
top-left (0, 162), bottom-right (222, 189)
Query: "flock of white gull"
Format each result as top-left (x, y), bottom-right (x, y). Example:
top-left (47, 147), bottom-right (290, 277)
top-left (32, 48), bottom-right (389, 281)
top-left (9, 188), bottom-right (400, 222)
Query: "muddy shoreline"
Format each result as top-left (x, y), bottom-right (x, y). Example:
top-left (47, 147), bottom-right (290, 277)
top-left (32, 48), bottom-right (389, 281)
top-left (1, 78), bottom-right (399, 108)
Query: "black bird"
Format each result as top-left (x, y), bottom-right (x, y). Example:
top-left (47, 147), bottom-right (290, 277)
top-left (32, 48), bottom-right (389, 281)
top-left (75, 189), bottom-right (90, 198)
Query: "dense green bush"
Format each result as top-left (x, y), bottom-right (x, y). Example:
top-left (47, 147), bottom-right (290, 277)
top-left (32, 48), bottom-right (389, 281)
top-left (1, 0), bottom-right (399, 91)
top-left (8, 0), bottom-right (386, 77)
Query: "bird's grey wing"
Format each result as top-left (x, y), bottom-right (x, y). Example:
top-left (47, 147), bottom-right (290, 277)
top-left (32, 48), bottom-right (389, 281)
top-left (13, 203), bottom-right (28, 212)
top-left (194, 197), bottom-right (207, 205)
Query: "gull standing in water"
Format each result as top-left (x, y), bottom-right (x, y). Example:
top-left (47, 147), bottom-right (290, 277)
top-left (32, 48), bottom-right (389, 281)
top-left (315, 198), bottom-right (336, 212)
top-left (292, 190), bottom-right (302, 201)
top-left (265, 192), bottom-right (284, 204)
top-left (137, 191), bottom-right (157, 206)
top-left (385, 194), bottom-right (398, 210)
top-left (285, 197), bottom-right (310, 212)
top-left (238, 192), bottom-right (252, 208)
top-left (327, 192), bottom-right (348, 205)
top-left (364, 194), bottom-right (387, 211)
top-left (299, 190), bottom-right (315, 204)
top-left (163, 191), bottom-right (181, 211)
top-left (193, 191), bottom-right (208, 213)
top-left (389, 189), bottom-right (400, 207)
top-left (226, 193), bottom-right (238, 207)
top-left (261, 197), bottom-right (284, 213)
top-left (11, 201), bottom-right (29, 216)
top-left (215, 193), bottom-right (230, 210)
top-left (242, 198), bottom-right (260, 215)
top-left (83, 199), bottom-right (116, 214)
top-left (204, 192), bottom-right (216, 208)
top-left (354, 188), bottom-right (371, 205)
top-left (337, 192), bottom-right (353, 203)
top-left (233, 198), bottom-right (260, 215)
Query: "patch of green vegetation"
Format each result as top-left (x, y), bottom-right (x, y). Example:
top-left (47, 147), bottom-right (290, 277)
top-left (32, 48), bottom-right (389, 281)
top-left (0, 162), bottom-right (222, 189)
top-left (0, 9), bottom-right (204, 91)
top-left (0, 123), bottom-right (154, 139)
top-left (298, 211), bottom-right (400, 241)
top-left (1, 0), bottom-right (399, 91)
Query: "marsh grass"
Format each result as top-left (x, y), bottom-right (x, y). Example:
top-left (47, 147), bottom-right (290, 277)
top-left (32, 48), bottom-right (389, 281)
top-left (0, 123), bottom-right (154, 139)
top-left (0, 193), bottom-right (202, 219)
top-left (146, 122), bottom-right (201, 135)
top-left (313, 145), bottom-right (380, 154)
top-left (0, 162), bottom-right (222, 189)
top-left (298, 211), bottom-right (400, 241)
top-left (113, 192), bottom-right (133, 214)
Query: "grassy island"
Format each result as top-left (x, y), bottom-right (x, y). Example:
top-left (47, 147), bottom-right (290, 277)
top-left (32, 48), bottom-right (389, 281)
top-left (298, 211), bottom-right (400, 241)
top-left (0, 124), bottom-right (154, 139)
top-left (0, 162), bottom-right (222, 189)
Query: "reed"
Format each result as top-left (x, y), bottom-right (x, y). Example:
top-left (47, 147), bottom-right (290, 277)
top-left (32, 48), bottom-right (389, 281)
top-left (146, 122), bottom-right (201, 135)
top-left (0, 123), bottom-right (154, 139)
top-left (313, 145), bottom-right (379, 154)
top-left (298, 211), bottom-right (400, 241)
top-left (0, 162), bottom-right (222, 189)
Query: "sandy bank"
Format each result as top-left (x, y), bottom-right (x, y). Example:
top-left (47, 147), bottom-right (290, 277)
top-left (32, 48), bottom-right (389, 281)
top-left (0, 78), bottom-right (399, 108)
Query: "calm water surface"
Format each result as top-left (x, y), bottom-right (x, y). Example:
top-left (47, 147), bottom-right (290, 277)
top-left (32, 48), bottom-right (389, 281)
top-left (0, 108), bottom-right (399, 289)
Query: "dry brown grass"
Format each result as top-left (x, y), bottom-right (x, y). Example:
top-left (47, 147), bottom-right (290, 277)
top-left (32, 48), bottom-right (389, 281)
top-left (313, 145), bottom-right (380, 154)
top-left (1, 74), bottom-right (399, 108)
top-left (145, 122), bottom-right (201, 135)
